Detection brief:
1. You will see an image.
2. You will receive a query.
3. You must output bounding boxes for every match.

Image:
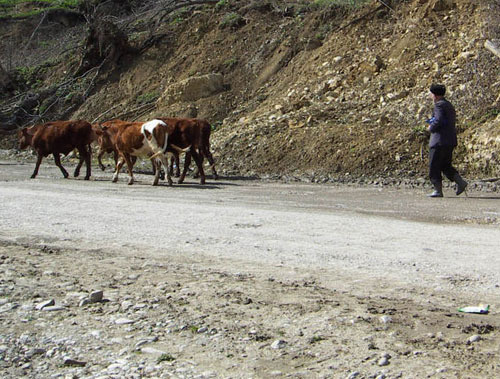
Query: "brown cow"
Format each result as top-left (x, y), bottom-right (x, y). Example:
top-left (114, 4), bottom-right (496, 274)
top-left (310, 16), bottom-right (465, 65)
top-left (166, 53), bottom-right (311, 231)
top-left (94, 120), bottom-right (166, 179)
top-left (18, 120), bottom-right (95, 180)
top-left (95, 119), bottom-right (184, 186)
top-left (158, 118), bottom-right (218, 185)
top-left (92, 122), bottom-right (119, 171)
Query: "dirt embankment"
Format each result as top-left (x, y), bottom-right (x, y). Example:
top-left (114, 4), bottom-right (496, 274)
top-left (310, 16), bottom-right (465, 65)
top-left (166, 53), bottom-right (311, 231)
top-left (0, 0), bottom-right (499, 180)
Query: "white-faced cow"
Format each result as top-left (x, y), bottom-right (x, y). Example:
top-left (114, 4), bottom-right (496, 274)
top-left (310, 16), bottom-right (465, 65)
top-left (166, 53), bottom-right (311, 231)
top-left (95, 119), bottom-right (187, 186)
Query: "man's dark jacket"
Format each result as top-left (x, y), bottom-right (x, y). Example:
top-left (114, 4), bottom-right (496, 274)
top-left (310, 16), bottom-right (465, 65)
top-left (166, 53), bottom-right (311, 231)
top-left (428, 98), bottom-right (457, 148)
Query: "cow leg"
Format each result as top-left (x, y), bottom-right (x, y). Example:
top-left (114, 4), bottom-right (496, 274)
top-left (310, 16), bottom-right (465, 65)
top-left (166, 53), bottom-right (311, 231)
top-left (31, 154), bottom-right (43, 179)
top-left (74, 148), bottom-right (85, 178)
top-left (124, 154), bottom-right (135, 185)
top-left (178, 152), bottom-right (191, 184)
top-left (113, 151), bottom-right (119, 170)
top-left (112, 156), bottom-right (125, 182)
top-left (159, 154), bottom-right (173, 186)
top-left (152, 159), bottom-right (160, 186)
top-left (169, 154), bottom-right (180, 177)
top-left (83, 144), bottom-right (91, 180)
top-left (203, 147), bottom-right (218, 180)
top-left (53, 153), bottom-right (69, 178)
top-left (191, 149), bottom-right (205, 185)
top-left (97, 148), bottom-right (106, 171)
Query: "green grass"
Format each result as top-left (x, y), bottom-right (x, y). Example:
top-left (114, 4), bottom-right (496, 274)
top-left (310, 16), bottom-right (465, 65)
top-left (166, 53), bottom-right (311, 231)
top-left (0, 0), bottom-right (81, 18)
top-left (311, 0), bottom-right (370, 8)
top-left (156, 353), bottom-right (175, 363)
top-left (136, 91), bottom-right (159, 105)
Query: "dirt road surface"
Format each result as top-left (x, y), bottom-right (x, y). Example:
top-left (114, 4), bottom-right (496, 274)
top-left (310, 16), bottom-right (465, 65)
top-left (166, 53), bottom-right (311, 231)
top-left (1, 159), bottom-right (500, 378)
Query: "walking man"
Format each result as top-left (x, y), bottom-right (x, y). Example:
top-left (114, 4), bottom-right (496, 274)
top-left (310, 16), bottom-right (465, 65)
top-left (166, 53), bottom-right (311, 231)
top-left (426, 84), bottom-right (468, 197)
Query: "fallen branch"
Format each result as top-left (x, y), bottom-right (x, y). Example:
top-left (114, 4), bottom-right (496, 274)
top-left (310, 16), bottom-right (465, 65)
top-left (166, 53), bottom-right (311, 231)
top-left (91, 103), bottom-right (123, 123)
top-left (479, 177), bottom-right (500, 183)
top-left (485, 40), bottom-right (500, 59)
top-left (337, 5), bottom-right (384, 31)
top-left (25, 12), bottom-right (47, 51)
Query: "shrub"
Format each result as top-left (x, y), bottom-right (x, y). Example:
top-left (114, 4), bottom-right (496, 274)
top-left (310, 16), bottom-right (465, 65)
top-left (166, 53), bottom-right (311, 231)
top-left (220, 12), bottom-right (245, 29)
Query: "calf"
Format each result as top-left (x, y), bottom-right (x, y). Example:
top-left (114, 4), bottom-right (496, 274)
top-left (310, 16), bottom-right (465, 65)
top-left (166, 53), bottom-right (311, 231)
top-left (92, 122), bottom-right (119, 171)
top-left (159, 118), bottom-right (218, 185)
top-left (96, 119), bottom-right (181, 186)
top-left (18, 120), bottom-right (95, 180)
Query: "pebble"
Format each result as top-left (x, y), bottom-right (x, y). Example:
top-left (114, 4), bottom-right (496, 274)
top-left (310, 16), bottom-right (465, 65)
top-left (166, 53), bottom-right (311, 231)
top-left (42, 306), bottom-right (65, 312)
top-left (121, 301), bottom-right (133, 311)
top-left (90, 290), bottom-right (104, 303)
top-left (271, 339), bottom-right (287, 349)
top-left (380, 315), bottom-right (392, 324)
top-left (36, 299), bottom-right (55, 311)
top-left (63, 358), bottom-right (87, 367)
top-left (141, 347), bottom-right (166, 355)
top-left (378, 357), bottom-right (390, 366)
top-left (115, 318), bottom-right (135, 325)
top-left (467, 335), bottom-right (481, 344)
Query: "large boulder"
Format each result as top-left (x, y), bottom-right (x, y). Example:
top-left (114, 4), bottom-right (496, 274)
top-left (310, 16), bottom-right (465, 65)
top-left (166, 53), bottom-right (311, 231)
top-left (156, 73), bottom-right (225, 108)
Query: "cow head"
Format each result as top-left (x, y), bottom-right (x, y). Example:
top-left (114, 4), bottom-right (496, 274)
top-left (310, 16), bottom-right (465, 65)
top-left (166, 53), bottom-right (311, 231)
top-left (18, 127), bottom-right (34, 150)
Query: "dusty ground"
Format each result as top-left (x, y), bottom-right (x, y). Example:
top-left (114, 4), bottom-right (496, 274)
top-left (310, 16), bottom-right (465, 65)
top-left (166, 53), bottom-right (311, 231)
top-left (1, 158), bottom-right (500, 378)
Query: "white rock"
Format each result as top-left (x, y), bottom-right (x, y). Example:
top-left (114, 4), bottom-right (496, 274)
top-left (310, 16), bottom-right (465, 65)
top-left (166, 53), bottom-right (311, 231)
top-left (378, 357), bottom-right (390, 366)
top-left (467, 335), bottom-right (481, 344)
top-left (270, 339), bottom-right (287, 349)
top-left (42, 305), bottom-right (65, 312)
top-left (36, 299), bottom-right (55, 310)
top-left (115, 318), bottom-right (135, 325)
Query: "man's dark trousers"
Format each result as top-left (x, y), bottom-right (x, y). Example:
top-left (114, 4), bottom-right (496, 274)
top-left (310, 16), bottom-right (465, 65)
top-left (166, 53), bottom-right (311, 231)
top-left (429, 145), bottom-right (459, 186)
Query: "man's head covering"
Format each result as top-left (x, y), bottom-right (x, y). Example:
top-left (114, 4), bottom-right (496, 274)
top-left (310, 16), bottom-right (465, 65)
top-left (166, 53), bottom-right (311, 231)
top-left (430, 84), bottom-right (446, 96)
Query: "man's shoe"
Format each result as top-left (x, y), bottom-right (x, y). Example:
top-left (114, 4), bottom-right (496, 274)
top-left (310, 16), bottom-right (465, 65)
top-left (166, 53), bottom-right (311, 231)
top-left (427, 190), bottom-right (443, 198)
top-left (454, 174), bottom-right (468, 196)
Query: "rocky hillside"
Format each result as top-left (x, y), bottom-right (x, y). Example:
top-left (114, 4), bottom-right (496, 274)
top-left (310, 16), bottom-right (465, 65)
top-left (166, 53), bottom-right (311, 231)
top-left (0, 0), bottom-right (499, 180)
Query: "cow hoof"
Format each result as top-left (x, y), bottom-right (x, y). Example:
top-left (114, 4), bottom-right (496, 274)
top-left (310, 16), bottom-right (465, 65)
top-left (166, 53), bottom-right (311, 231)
top-left (200, 179), bottom-right (206, 185)
top-left (63, 175), bottom-right (69, 179)
top-left (99, 166), bottom-right (106, 171)
top-left (74, 170), bottom-right (80, 177)
top-left (30, 175), bottom-right (36, 179)
top-left (168, 180), bottom-right (173, 186)
top-left (84, 176), bottom-right (90, 181)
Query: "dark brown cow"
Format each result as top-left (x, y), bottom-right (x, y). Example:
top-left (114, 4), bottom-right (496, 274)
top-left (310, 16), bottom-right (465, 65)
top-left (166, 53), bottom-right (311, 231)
top-left (18, 120), bottom-right (95, 180)
top-left (158, 118), bottom-right (218, 185)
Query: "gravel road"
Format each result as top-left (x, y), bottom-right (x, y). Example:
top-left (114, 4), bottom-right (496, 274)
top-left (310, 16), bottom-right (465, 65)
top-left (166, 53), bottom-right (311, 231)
top-left (1, 160), bottom-right (499, 298)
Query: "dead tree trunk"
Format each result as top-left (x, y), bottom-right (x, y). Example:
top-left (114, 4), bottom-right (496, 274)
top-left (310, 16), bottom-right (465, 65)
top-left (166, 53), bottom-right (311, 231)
top-left (75, 19), bottom-right (135, 76)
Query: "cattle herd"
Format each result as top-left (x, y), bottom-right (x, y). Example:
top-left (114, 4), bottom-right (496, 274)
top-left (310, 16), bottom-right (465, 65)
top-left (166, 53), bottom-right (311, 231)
top-left (17, 118), bottom-right (218, 186)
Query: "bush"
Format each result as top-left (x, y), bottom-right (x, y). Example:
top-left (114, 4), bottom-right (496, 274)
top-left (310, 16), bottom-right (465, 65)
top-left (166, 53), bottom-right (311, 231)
top-left (220, 12), bottom-right (245, 29)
